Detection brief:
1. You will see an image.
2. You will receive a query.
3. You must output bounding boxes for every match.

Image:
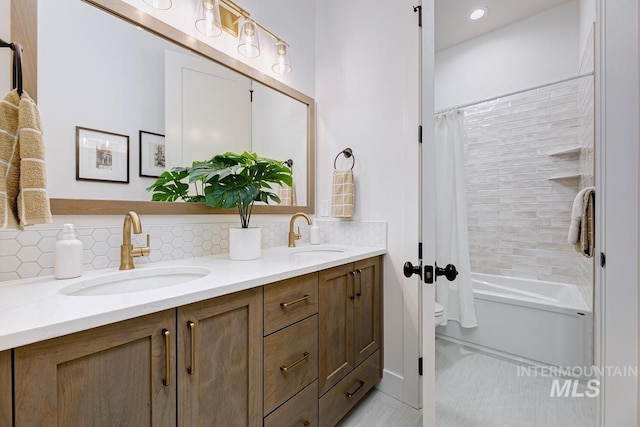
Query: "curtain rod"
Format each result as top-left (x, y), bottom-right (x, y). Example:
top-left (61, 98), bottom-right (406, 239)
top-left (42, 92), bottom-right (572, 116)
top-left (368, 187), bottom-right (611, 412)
top-left (435, 71), bottom-right (594, 115)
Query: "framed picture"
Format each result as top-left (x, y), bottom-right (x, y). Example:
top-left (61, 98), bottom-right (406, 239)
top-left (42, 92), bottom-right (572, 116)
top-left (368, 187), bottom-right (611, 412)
top-left (139, 130), bottom-right (166, 178)
top-left (76, 126), bottom-right (129, 183)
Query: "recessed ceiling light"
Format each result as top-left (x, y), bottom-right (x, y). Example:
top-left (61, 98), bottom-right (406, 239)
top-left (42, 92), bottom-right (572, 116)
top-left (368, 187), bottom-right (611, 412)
top-left (469, 7), bottom-right (488, 21)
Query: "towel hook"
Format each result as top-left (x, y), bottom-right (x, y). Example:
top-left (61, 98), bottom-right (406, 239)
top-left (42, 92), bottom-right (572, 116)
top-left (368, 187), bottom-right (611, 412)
top-left (333, 148), bottom-right (355, 170)
top-left (283, 159), bottom-right (293, 168)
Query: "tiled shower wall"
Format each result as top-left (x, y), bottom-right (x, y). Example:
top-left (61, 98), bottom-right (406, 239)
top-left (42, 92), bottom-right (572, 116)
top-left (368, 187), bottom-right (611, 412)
top-left (0, 220), bottom-right (387, 282)
top-left (462, 73), bottom-right (594, 305)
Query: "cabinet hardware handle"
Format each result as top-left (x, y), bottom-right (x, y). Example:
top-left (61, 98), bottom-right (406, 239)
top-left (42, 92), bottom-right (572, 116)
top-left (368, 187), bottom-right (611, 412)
top-left (349, 271), bottom-right (356, 299)
top-left (280, 352), bottom-right (310, 372)
top-left (280, 294), bottom-right (310, 309)
top-left (356, 269), bottom-right (362, 297)
top-left (187, 321), bottom-right (196, 375)
top-left (162, 329), bottom-right (170, 386)
top-left (300, 420), bottom-right (310, 427)
top-left (345, 379), bottom-right (365, 398)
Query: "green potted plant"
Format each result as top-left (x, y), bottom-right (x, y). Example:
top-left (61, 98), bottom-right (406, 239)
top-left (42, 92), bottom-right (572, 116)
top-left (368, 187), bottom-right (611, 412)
top-left (147, 151), bottom-right (292, 260)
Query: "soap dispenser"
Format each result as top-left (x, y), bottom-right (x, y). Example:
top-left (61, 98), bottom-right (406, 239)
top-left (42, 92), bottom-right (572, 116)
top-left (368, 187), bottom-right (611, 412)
top-left (54, 224), bottom-right (83, 279)
top-left (310, 218), bottom-right (321, 245)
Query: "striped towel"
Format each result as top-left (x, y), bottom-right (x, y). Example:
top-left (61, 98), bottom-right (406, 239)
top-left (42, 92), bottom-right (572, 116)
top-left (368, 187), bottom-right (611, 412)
top-left (331, 169), bottom-right (354, 218)
top-left (277, 180), bottom-right (296, 206)
top-left (0, 89), bottom-right (52, 229)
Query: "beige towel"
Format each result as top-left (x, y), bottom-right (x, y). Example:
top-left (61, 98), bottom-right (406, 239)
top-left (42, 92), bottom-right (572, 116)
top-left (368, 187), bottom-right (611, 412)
top-left (277, 181), bottom-right (296, 206)
top-left (576, 188), bottom-right (595, 257)
top-left (331, 169), bottom-right (354, 218)
top-left (0, 89), bottom-right (21, 229)
top-left (0, 89), bottom-right (52, 229)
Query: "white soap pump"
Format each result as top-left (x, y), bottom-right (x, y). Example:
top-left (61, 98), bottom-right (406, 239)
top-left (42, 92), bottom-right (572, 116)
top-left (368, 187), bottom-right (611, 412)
top-left (310, 218), bottom-right (321, 245)
top-left (54, 224), bottom-right (83, 279)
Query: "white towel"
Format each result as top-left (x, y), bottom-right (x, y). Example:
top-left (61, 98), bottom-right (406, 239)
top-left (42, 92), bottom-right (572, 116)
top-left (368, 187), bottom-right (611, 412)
top-left (568, 186), bottom-right (595, 244)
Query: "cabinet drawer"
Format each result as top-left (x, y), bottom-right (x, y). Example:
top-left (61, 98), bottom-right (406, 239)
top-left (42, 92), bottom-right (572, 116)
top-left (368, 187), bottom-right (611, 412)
top-left (318, 350), bottom-right (380, 427)
top-left (264, 380), bottom-right (318, 427)
top-left (264, 315), bottom-right (318, 415)
top-left (264, 273), bottom-right (318, 335)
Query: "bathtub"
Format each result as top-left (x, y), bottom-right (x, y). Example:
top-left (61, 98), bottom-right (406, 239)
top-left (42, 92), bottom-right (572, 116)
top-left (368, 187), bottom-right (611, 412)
top-left (436, 273), bottom-right (593, 367)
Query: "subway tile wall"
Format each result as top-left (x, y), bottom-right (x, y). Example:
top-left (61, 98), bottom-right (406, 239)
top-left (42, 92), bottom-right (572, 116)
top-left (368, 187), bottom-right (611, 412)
top-left (462, 72), bottom-right (594, 306)
top-left (0, 220), bottom-right (387, 282)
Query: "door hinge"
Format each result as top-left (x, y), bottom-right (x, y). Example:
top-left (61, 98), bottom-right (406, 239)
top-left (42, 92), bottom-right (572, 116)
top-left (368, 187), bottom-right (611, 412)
top-left (413, 5), bottom-right (422, 27)
top-left (418, 357), bottom-right (423, 376)
top-left (418, 125), bottom-right (423, 143)
top-left (600, 252), bottom-right (606, 268)
top-left (249, 89), bottom-right (254, 102)
top-left (418, 242), bottom-right (422, 259)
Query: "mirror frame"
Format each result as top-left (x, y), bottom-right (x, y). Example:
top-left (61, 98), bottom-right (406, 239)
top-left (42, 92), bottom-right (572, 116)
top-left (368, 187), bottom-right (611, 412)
top-left (12, 0), bottom-right (315, 215)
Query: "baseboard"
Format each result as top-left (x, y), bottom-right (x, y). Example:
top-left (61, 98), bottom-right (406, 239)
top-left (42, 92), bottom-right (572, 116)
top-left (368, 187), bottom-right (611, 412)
top-left (376, 369), bottom-right (404, 401)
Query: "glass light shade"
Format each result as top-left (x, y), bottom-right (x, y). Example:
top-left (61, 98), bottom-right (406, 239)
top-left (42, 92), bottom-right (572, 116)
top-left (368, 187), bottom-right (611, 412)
top-left (195, 0), bottom-right (222, 37)
top-left (238, 19), bottom-right (260, 58)
top-left (272, 41), bottom-right (291, 74)
top-left (143, 0), bottom-right (172, 10)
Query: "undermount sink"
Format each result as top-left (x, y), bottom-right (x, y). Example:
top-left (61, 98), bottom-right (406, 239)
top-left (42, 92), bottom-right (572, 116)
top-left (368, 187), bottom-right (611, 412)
top-left (59, 266), bottom-right (212, 297)
top-left (290, 245), bottom-right (348, 256)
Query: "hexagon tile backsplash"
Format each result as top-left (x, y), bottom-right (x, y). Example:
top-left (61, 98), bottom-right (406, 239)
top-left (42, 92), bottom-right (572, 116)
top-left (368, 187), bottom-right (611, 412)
top-left (0, 220), bottom-right (387, 282)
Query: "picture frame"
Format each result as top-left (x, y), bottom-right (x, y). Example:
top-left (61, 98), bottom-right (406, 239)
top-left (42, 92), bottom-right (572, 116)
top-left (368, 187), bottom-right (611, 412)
top-left (139, 130), bottom-right (166, 178)
top-left (76, 126), bottom-right (129, 183)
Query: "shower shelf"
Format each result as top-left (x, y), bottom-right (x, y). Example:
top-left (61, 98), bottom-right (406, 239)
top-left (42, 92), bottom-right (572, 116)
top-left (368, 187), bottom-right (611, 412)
top-left (549, 173), bottom-right (582, 180)
top-left (548, 146), bottom-right (581, 156)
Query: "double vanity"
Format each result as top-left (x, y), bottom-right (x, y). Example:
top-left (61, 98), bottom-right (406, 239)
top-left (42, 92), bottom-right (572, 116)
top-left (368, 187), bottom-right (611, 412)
top-left (0, 243), bottom-right (385, 427)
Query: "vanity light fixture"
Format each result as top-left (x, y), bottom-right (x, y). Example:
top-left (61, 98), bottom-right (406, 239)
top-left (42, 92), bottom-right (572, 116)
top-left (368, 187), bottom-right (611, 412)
top-left (195, 0), bottom-right (223, 37)
top-left (191, 0), bottom-right (292, 72)
top-left (238, 19), bottom-right (260, 58)
top-left (469, 7), bottom-right (488, 21)
top-left (143, 0), bottom-right (172, 10)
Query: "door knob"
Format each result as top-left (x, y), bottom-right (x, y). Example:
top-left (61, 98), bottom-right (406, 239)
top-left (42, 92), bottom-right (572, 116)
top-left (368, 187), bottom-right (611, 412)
top-left (435, 263), bottom-right (458, 282)
top-left (403, 261), bottom-right (422, 279)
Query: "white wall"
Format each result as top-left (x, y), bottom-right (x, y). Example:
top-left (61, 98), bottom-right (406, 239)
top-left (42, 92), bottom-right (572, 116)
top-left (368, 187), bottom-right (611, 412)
top-left (579, 0), bottom-right (596, 59)
top-left (0, 0), bottom-right (10, 95)
top-left (316, 0), bottom-right (420, 407)
top-left (435, 0), bottom-right (580, 111)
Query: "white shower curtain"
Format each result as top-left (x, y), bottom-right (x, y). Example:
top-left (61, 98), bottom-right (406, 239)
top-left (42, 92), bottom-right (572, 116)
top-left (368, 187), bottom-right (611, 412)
top-left (434, 111), bottom-right (477, 328)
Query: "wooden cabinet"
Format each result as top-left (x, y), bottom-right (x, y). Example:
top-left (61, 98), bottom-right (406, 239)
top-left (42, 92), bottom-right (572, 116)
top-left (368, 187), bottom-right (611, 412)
top-left (264, 380), bottom-right (318, 427)
top-left (177, 287), bottom-right (263, 427)
top-left (14, 309), bottom-right (177, 426)
top-left (0, 350), bottom-right (11, 427)
top-left (318, 256), bottom-right (382, 426)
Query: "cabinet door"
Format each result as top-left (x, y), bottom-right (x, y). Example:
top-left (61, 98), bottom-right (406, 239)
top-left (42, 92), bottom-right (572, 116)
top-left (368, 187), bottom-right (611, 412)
top-left (0, 350), bottom-right (11, 427)
top-left (14, 310), bottom-right (176, 427)
top-left (178, 287), bottom-right (263, 427)
top-left (353, 257), bottom-right (382, 366)
top-left (319, 263), bottom-right (355, 396)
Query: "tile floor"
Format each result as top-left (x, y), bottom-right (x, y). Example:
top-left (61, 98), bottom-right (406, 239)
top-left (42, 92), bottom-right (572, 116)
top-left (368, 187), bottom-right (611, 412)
top-left (340, 338), bottom-right (597, 427)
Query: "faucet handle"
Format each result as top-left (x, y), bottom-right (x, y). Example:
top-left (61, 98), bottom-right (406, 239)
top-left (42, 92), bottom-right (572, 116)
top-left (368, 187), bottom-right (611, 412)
top-left (296, 226), bottom-right (301, 239)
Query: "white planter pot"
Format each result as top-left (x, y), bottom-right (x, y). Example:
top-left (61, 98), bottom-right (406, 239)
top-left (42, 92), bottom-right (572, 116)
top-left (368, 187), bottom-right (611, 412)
top-left (228, 227), bottom-right (261, 260)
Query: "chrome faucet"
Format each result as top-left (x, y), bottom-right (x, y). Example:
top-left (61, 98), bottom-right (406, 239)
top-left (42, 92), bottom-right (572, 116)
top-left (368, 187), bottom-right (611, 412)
top-left (288, 212), bottom-right (312, 247)
top-left (120, 211), bottom-right (151, 270)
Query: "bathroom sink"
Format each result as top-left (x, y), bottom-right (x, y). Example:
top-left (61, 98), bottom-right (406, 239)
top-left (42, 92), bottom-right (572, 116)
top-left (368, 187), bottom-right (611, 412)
top-left (59, 266), bottom-right (212, 297)
top-left (290, 245), bottom-right (348, 257)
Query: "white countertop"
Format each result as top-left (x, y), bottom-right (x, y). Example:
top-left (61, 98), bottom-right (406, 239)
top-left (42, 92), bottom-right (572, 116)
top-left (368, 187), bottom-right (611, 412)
top-left (0, 244), bottom-right (386, 351)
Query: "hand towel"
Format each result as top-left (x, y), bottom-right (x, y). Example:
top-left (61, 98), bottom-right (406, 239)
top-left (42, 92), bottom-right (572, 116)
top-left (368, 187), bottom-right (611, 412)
top-left (16, 91), bottom-right (52, 227)
top-left (568, 186), bottom-right (594, 244)
top-left (277, 180), bottom-right (296, 206)
top-left (0, 89), bottom-right (21, 229)
top-left (331, 169), bottom-right (354, 218)
top-left (0, 89), bottom-right (52, 229)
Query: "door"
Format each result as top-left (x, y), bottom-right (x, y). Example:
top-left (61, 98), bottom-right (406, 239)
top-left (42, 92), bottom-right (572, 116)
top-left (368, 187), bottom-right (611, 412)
top-left (177, 287), bottom-right (263, 427)
top-left (13, 310), bottom-right (176, 426)
top-left (353, 257), bottom-right (381, 366)
top-left (421, 2), bottom-right (437, 426)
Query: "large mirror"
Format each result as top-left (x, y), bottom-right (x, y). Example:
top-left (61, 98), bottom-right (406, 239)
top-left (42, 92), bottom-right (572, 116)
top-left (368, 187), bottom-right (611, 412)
top-left (13, 0), bottom-right (315, 215)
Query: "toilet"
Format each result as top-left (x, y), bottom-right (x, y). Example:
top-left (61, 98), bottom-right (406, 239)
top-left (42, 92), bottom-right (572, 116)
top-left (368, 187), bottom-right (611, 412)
top-left (434, 302), bottom-right (444, 327)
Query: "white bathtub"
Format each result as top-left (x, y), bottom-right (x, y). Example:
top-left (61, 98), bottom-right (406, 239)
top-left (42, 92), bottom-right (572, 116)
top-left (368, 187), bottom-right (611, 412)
top-left (436, 273), bottom-right (593, 367)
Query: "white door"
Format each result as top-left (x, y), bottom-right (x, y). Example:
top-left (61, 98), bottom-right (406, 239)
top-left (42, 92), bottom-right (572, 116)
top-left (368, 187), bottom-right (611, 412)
top-left (164, 50), bottom-right (252, 169)
top-left (420, 2), bottom-right (436, 426)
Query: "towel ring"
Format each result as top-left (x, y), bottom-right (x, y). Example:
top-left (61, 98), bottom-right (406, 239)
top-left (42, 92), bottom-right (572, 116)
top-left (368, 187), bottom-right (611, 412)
top-left (283, 159), bottom-right (293, 168)
top-left (333, 148), bottom-right (355, 170)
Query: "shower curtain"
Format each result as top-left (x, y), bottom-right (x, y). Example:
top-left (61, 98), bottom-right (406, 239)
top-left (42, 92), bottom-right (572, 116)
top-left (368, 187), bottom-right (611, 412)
top-left (434, 111), bottom-right (477, 328)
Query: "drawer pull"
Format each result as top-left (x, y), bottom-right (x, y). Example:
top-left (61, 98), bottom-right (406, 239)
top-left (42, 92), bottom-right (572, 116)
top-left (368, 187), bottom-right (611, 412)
top-left (345, 379), bottom-right (365, 398)
top-left (280, 352), bottom-right (310, 372)
top-left (280, 294), bottom-right (310, 309)
top-left (300, 420), bottom-right (311, 427)
top-left (162, 329), bottom-right (170, 386)
top-left (356, 269), bottom-right (363, 296)
top-left (187, 321), bottom-right (196, 375)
